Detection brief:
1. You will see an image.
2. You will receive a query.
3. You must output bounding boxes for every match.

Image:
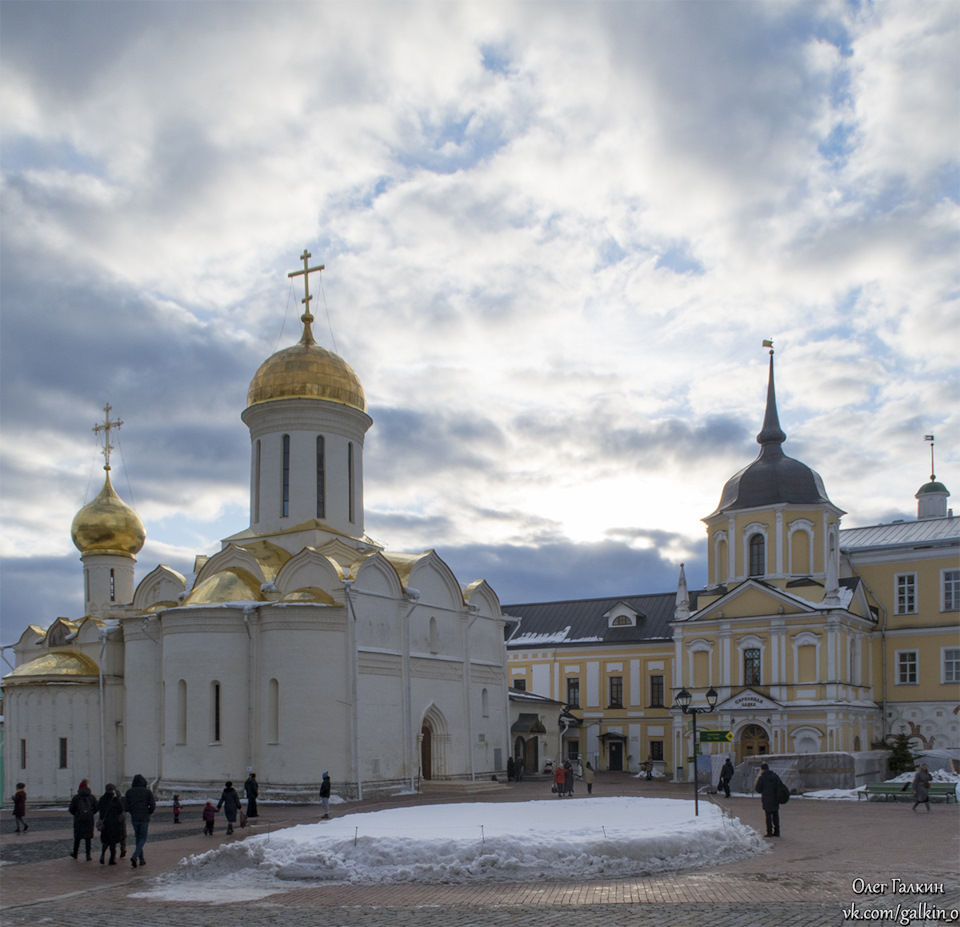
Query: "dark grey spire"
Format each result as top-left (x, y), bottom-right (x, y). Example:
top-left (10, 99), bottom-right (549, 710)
top-left (757, 347), bottom-right (786, 448)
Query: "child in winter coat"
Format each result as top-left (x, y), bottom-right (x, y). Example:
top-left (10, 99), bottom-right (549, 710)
top-left (202, 801), bottom-right (216, 835)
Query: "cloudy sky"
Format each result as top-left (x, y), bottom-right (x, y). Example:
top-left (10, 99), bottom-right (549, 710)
top-left (1, 0), bottom-right (957, 645)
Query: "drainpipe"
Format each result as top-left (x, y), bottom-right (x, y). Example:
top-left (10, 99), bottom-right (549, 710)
top-left (242, 606), bottom-right (258, 776)
top-left (342, 580), bottom-right (362, 800)
top-left (98, 627), bottom-right (108, 792)
top-left (465, 605), bottom-right (481, 782)
top-left (849, 565), bottom-right (889, 739)
top-left (402, 588), bottom-right (420, 793)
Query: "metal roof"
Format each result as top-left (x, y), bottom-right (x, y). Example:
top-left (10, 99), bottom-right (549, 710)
top-left (840, 515), bottom-right (959, 552)
top-left (504, 591), bottom-right (683, 648)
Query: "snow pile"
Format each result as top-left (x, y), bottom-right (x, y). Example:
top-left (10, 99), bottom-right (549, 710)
top-left (134, 797), bottom-right (767, 903)
top-left (804, 768), bottom-right (960, 801)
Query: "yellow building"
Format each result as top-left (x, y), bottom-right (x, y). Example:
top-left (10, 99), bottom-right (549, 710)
top-left (505, 349), bottom-right (959, 777)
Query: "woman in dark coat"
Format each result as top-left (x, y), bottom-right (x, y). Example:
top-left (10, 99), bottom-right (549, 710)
top-left (217, 781), bottom-right (241, 835)
top-left (563, 760), bottom-right (574, 797)
top-left (244, 773), bottom-right (259, 818)
top-left (754, 763), bottom-right (782, 837)
top-left (68, 780), bottom-right (98, 860)
top-left (912, 764), bottom-right (933, 812)
top-left (97, 784), bottom-right (125, 865)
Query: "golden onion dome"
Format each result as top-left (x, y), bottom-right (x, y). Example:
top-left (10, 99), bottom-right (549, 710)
top-left (247, 340), bottom-right (366, 412)
top-left (247, 298), bottom-right (367, 412)
top-left (71, 471), bottom-right (146, 556)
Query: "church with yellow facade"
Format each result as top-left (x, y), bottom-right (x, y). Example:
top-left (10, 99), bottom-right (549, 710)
top-left (505, 349), bottom-right (959, 777)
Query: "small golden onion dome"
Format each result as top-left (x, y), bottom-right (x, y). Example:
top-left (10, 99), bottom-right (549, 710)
top-left (246, 340), bottom-right (366, 412)
top-left (71, 471), bottom-right (146, 555)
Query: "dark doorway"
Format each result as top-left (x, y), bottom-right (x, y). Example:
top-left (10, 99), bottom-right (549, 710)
top-left (608, 741), bottom-right (623, 771)
top-left (421, 724), bottom-right (432, 780)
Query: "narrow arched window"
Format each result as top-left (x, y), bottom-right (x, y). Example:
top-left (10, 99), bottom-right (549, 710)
top-left (281, 434), bottom-right (290, 517)
top-left (481, 688), bottom-right (490, 717)
top-left (109, 568), bottom-right (116, 601)
top-left (749, 533), bottom-right (765, 576)
top-left (316, 436), bottom-right (325, 519)
top-left (254, 439), bottom-right (261, 522)
top-left (177, 679), bottom-right (187, 744)
top-left (268, 678), bottom-right (279, 743)
top-left (347, 442), bottom-right (355, 523)
top-left (212, 681), bottom-right (222, 742)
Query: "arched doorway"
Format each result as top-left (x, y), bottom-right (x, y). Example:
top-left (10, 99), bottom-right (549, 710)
top-left (421, 724), bottom-right (432, 780)
top-left (738, 724), bottom-right (769, 760)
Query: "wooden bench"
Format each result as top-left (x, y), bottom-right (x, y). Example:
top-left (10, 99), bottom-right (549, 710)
top-left (858, 781), bottom-right (957, 802)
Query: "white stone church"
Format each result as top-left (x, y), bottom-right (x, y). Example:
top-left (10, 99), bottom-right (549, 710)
top-left (3, 253), bottom-right (512, 803)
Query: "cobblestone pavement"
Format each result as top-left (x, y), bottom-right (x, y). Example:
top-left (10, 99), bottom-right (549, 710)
top-left (2, 777), bottom-right (957, 927)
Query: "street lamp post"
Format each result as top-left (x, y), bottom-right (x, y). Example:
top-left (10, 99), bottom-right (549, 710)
top-left (674, 686), bottom-right (718, 816)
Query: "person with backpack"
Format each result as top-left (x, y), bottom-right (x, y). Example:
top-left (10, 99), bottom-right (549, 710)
top-left (754, 762), bottom-right (787, 838)
top-left (68, 780), bottom-right (98, 860)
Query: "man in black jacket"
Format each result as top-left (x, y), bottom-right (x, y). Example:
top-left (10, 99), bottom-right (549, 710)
top-left (124, 774), bottom-right (156, 868)
top-left (754, 763), bottom-right (783, 837)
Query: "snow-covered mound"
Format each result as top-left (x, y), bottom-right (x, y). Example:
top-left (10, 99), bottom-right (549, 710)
top-left (134, 797), bottom-right (768, 903)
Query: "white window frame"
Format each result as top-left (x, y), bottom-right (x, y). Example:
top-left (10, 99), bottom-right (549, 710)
top-left (895, 649), bottom-right (918, 686)
top-left (942, 568), bottom-right (960, 612)
top-left (942, 647), bottom-right (960, 685)
top-left (894, 573), bottom-right (917, 615)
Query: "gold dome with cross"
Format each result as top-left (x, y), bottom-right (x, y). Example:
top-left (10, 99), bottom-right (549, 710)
top-left (71, 406), bottom-right (146, 555)
top-left (246, 251), bottom-right (366, 412)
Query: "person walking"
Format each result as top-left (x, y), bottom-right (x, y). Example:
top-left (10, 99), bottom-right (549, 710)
top-left (754, 763), bottom-right (784, 837)
top-left (563, 760), bottom-right (574, 797)
top-left (217, 781), bottom-right (241, 834)
top-left (202, 801), bottom-right (216, 835)
top-left (912, 763), bottom-right (933, 812)
top-left (553, 763), bottom-right (566, 797)
top-left (97, 784), bottom-right (125, 865)
top-left (68, 780), bottom-right (98, 860)
top-left (173, 794), bottom-right (181, 823)
top-left (12, 783), bottom-right (28, 833)
top-left (719, 758), bottom-right (735, 798)
top-left (319, 772), bottom-right (332, 819)
top-left (124, 773), bottom-right (156, 868)
top-left (244, 772), bottom-right (259, 818)
top-left (583, 762), bottom-right (595, 795)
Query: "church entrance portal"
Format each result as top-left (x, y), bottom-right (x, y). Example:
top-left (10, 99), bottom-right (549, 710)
top-left (421, 724), bottom-right (432, 780)
top-left (738, 724), bottom-right (769, 761)
top-left (515, 735), bottom-right (538, 776)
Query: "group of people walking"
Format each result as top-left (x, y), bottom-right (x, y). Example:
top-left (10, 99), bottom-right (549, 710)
top-left (62, 774), bottom-right (155, 866)
top-left (53, 770), bottom-right (265, 863)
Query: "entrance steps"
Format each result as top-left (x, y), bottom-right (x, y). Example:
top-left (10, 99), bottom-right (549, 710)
top-left (418, 778), bottom-right (509, 795)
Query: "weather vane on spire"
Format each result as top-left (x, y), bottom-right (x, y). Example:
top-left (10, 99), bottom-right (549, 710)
top-left (93, 403), bottom-right (122, 472)
top-left (288, 249), bottom-right (324, 345)
top-left (925, 434), bottom-right (936, 481)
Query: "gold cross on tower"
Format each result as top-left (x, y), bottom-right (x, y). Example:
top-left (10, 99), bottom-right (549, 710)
top-left (288, 249), bottom-right (325, 345)
top-left (93, 403), bottom-right (123, 472)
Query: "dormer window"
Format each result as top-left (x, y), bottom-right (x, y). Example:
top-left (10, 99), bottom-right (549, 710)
top-left (604, 603), bottom-right (640, 628)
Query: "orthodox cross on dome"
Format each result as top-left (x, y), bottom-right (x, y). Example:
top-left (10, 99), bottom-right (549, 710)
top-left (288, 249), bottom-right (325, 345)
top-left (92, 403), bottom-right (122, 472)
